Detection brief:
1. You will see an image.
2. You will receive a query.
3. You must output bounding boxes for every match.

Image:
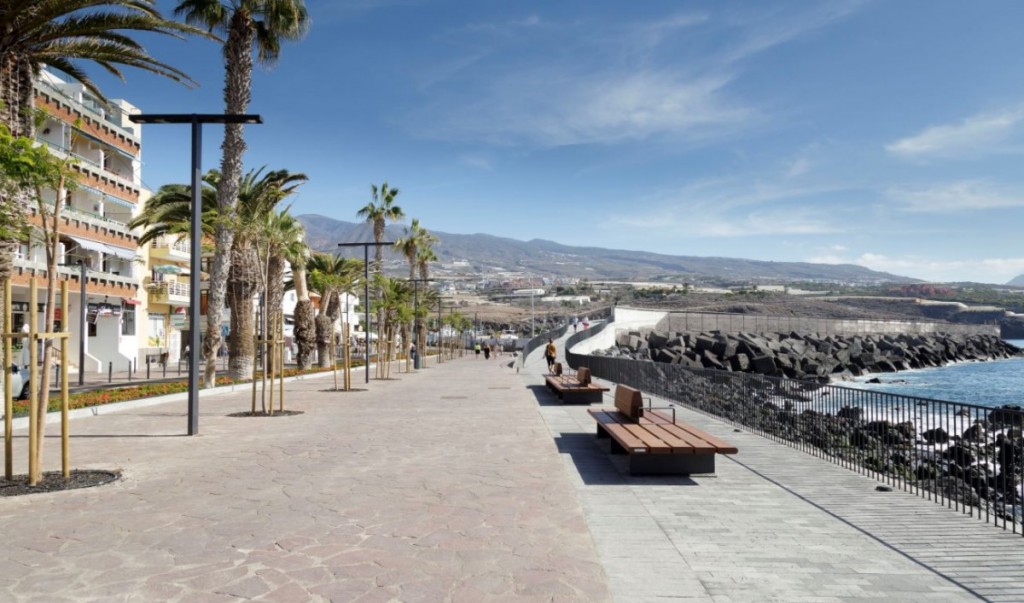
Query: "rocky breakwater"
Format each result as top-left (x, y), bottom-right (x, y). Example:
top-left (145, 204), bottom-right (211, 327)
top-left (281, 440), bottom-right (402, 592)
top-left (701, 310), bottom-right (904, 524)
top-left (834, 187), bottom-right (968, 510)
top-left (599, 330), bottom-right (1021, 383)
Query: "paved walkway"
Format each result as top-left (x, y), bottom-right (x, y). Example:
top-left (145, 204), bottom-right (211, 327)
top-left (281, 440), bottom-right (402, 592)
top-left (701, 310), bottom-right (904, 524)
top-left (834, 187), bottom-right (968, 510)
top-left (526, 331), bottom-right (1024, 602)
top-left (1, 356), bottom-right (609, 602)
top-left (4, 337), bottom-right (1024, 602)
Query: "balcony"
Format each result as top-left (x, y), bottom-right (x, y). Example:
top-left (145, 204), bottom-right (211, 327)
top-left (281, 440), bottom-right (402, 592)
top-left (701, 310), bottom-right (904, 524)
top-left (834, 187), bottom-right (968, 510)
top-left (150, 239), bottom-right (190, 261)
top-left (147, 281), bottom-right (190, 305)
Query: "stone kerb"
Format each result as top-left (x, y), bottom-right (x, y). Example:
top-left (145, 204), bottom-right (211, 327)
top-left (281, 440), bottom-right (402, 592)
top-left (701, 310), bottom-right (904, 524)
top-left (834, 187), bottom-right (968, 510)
top-left (657, 311), bottom-right (1000, 338)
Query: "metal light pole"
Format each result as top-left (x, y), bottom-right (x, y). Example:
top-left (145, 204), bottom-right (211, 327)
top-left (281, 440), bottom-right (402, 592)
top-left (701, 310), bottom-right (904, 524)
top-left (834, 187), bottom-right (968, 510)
top-left (129, 113), bottom-right (262, 436)
top-left (337, 241), bottom-right (394, 384)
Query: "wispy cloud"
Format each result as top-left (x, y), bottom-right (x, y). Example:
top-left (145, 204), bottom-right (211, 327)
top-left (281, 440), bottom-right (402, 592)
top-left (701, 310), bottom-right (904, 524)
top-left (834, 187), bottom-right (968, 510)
top-left (410, 4), bottom-right (864, 147)
top-left (886, 105), bottom-right (1024, 160)
top-left (417, 71), bottom-right (751, 147)
top-left (608, 179), bottom-right (846, 237)
top-left (886, 180), bottom-right (1024, 213)
top-left (459, 155), bottom-right (493, 171)
top-left (810, 252), bottom-right (1024, 284)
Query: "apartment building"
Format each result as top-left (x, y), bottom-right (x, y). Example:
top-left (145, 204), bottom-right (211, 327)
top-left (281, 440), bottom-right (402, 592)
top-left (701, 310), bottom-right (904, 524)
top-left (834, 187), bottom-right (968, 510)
top-left (14, 70), bottom-right (144, 373)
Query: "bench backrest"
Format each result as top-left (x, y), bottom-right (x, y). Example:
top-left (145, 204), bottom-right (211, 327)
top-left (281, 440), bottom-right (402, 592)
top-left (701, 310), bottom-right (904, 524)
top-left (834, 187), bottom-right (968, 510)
top-left (614, 384), bottom-right (643, 420)
top-left (552, 362), bottom-right (562, 376)
top-left (576, 366), bottom-right (591, 386)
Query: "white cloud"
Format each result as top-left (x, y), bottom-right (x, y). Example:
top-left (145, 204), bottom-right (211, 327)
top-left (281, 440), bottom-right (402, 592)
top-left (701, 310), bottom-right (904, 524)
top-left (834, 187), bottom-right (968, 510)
top-left (886, 181), bottom-right (1024, 213)
top-left (459, 155), bottom-right (492, 171)
top-left (608, 179), bottom-right (845, 237)
top-left (807, 252), bottom-right (1024, 284)
top-left (786, 157), bottom-right (811, 178)
top-left (418, 71), bottom-right (752, 147)
top-left (886, 105), bottom-right (1024, 160)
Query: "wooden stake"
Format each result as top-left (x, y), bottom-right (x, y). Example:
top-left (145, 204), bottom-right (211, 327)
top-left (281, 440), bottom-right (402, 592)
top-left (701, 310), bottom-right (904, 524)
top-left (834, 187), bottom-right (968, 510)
top-left (4, 278), bottom-right (11, 480)
top-left (278, 312), bottom-right (284, 412)
top-left (61, 281), bottom-right (69, 479)
top-left (251, 334), bottom-right (258, 414)
top-left (28, 280), bottom-right (38, 485)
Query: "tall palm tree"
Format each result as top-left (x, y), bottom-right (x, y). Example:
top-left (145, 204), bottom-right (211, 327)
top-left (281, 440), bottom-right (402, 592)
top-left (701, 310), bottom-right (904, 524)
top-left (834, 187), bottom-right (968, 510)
top-left (127, 175), bottom-right (220, 243)
top-left (415, 243), bottom-right (438, 358)
top-left (0, 1), bottom-right (205, 136)
top-left (396, 218), bottom-right (427, 280)
top-left (227, 167), bottom-right (307, 379)
top-left (356, 182), bottom-right (404, 362)
top-left (306, 254), bottom-right (362, 368)
top-left (174, 0), bottom-right (309, 387)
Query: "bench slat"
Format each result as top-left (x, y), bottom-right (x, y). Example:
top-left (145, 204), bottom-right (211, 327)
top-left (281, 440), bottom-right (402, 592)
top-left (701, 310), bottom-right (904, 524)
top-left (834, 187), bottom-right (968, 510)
top-left (646, 410), bottom-right (739, 454)
top-left (590, 411), bottom-right (649, 452)
top-left (637, 423), bottom-right (702, 454)
top-left (620, 424), bottom-right (673, 454)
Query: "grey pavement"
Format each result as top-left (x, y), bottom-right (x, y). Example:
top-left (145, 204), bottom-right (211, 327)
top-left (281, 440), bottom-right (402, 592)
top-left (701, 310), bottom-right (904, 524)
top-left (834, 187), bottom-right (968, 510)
top-left (524, 330), bottom-right (1024, 603)
top-left (3, 336), bottom-right (1023, 602)
top-left (1, 355), bottom-right (609, 602)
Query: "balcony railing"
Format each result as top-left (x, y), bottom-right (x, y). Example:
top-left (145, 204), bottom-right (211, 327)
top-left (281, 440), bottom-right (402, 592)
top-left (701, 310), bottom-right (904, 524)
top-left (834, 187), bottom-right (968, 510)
top-left (148, 281), bottom-right (190, 299)
top-left (151, 239), bottom-right (190, 255)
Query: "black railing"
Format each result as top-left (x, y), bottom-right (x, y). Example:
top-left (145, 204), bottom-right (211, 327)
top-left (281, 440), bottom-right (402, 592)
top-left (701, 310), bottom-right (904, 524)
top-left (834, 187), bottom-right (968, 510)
top-left (519, 324), bottom-right (571, 369)
top-left (567, 343), bottom-right (1024, 537)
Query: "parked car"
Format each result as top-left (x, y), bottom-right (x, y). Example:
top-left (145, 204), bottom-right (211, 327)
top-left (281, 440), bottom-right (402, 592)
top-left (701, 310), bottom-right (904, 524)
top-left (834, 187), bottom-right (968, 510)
top-left (9, 365), bottom-right (29, 400)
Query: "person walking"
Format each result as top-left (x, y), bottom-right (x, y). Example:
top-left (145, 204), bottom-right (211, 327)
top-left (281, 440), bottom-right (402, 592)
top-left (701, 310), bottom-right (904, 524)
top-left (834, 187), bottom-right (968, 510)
top-left (483, 343), bottom-right (491, 360)
top-left (544, 339), bottom-right (557, 372)
top-left (474, 342), bottom-right (481, 358)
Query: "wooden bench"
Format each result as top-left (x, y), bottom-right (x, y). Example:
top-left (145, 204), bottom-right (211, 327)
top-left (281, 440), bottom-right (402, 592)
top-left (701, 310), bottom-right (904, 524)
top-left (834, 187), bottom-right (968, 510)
top-left (587, 384), bottom-right (738, 475)
top-left (545, 365), bottom-right (610, 404)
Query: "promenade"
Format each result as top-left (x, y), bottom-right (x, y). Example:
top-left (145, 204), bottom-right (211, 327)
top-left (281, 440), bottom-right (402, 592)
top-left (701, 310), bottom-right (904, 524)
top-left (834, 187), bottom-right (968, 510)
top-left (0, 337), bottom-right (1021, 601)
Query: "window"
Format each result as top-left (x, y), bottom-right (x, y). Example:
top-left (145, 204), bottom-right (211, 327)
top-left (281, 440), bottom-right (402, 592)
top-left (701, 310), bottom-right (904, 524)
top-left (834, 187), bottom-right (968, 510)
top-left (88, 322), bottom-right (96, 337)
top-left (121, 304), bottom-right (135, 336)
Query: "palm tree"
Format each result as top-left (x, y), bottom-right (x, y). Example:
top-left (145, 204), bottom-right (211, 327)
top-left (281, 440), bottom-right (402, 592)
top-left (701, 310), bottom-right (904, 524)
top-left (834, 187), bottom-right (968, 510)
top-left (127, 176), bottom-right (220, 243)
top-left (174, 0), bottom-right (309, 387)
top-left (306, 254), bottom-right (362, 368)
top-left (227, 167), bottom-right (307, 379)
top-left (356, 182), bottom-right (404, 363)
top-left (0, 1), bottom-right (205, 137)
top-left (261, 210), bottom-right (304, 374)
top-left (415, 243), bottom-right (438, 359)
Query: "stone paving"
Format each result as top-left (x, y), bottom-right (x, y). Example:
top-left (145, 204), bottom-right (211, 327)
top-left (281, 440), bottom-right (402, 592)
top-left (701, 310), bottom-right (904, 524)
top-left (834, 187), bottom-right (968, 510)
top-left (527, 331), bottom-right (1024, 602)
top-left (4, 336), bottom-right (1024, 602)
top-left (0, 357), bottom-right (609, 602)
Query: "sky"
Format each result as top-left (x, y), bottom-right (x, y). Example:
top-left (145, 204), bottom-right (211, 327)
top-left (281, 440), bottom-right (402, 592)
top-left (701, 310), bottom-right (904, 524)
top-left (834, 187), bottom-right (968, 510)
top-left (83, 0), bottom-right (1024, 284)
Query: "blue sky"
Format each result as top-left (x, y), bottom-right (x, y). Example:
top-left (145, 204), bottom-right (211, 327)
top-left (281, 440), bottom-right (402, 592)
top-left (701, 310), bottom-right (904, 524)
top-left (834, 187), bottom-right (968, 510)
top-left (87, 1), bottom-right (1024, 284)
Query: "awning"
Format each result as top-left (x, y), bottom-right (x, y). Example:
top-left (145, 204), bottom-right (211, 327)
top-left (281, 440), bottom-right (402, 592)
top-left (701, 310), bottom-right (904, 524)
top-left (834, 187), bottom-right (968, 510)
top-left (102, 243), bottom-right (137, 261)
top-left (67, 236), bottom-right (137, 260)
top-left (67, 236), bottom-right (108, 254)
top-left (122, 299), bottom-right (141, 306)
top-left (154, 264), bottom-right (183, 274)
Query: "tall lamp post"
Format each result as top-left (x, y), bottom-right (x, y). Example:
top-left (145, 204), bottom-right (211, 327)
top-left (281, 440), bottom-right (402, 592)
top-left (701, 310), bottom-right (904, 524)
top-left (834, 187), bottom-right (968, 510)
top-left (128, 113), bottom-right (262, 436)
top-left (408, 278), bottom-right (434, 369)
top-left (337, 241), bottom-right (394, 384)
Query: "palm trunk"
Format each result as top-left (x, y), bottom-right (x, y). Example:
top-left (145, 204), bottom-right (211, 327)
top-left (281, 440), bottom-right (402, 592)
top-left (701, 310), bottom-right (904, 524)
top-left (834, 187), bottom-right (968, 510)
top-left (205, 12), bottom-right (256, 388)
top-left (265, 253), bottom-right (286, 373)
top-left (227, 246), bottom-right (257, 380)
top-left (289, 260), bottom-right (315, 370)
top-left (315, 312), bottom-right (332, 368)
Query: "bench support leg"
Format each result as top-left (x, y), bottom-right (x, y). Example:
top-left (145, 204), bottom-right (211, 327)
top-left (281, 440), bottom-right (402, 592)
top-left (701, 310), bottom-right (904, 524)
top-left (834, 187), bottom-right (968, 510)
top-left (628, 453), bottom-right (716, 475)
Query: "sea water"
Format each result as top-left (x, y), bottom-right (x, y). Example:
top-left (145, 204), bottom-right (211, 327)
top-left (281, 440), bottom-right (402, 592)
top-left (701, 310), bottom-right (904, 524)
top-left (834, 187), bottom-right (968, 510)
top-left (845, 339), bottom-right (1024, 408)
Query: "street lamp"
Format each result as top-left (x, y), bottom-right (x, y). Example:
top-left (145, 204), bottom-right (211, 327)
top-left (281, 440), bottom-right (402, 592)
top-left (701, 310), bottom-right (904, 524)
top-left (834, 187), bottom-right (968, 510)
top-left (128, 113), bottom-right (262, 436)
top-left (408, 278), bottom-right (434, 369)
top-left (337, 241), bottom-right (395, 384)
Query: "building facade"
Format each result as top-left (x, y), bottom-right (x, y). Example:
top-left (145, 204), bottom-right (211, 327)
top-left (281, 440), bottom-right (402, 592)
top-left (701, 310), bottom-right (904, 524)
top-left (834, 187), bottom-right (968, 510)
top-left (15, 70), bottom-right (144, 373)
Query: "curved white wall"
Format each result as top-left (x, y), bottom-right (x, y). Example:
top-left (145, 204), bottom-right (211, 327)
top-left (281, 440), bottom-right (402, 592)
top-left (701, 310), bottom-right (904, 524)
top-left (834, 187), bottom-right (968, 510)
top-left (568, 306), bottom-right (667, 354)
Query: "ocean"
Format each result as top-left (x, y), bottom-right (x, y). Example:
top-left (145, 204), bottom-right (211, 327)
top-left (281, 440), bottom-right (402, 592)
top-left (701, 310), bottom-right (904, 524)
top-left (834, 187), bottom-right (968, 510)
top-left (845, 339), bottom-right (1024, 408)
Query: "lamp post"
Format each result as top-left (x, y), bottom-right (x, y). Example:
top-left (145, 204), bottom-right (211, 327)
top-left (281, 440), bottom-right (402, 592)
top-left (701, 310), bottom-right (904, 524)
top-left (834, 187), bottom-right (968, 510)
top-left (337, 241), bottom-right (395, 384)
top-left (437, 295), bottom-right (443, 364)
top-left (408, 278), bottom-right (434, 369)
top-left (58, 261), bottom-right (87, 386)
top-left (128, 113), bottom-right (262, 436)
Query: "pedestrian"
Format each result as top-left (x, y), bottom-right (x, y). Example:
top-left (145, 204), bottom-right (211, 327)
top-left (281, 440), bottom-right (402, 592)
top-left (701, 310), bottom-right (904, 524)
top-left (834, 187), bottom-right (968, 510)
top-left (409, 342), bottom-right (417, 363)
top-left (582, 315), bottom-right (590, 330)
top-left (544, 338), bottom-right (557, 372)
top-left (572, 316), bottom-right (578, 333)
top-left (474, 342), bottom-right (481, 357)
top-left (483, 343), bottom-right (491, 360)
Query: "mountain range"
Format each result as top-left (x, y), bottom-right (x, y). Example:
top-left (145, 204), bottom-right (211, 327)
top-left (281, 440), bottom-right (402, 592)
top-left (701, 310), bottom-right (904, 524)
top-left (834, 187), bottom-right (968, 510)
top-left (1008, 274), bottom-right (1024, 287)
top-left (296, 214), bottom-right (916, 284)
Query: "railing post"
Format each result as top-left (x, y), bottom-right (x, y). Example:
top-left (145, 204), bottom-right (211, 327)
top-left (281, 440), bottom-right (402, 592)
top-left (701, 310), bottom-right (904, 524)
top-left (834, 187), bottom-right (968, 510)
top-left (146, 357), bottom-right (151, 380)
top-left (127, 360), bottom-right (132, 381)
top-left (108, 361), bottom-right (112, 383)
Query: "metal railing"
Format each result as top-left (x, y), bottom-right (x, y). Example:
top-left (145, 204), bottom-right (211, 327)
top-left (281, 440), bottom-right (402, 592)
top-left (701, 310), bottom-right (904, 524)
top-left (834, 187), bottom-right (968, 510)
top-left (567, 335), bottom-right (1024, 537)
top-left (148, 281), bottom-right (190, 297)
top-left (151, 239), bottom-right (190, 254)
top-left (518, 324), bottom-right (571, 370)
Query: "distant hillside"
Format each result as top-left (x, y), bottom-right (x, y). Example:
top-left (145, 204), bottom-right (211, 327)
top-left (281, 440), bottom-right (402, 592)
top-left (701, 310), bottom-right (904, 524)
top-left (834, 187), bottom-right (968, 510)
top-left (1008, 274), bottom-right (1024, 286)
top-left (297, 214), bottom-right (916, 284)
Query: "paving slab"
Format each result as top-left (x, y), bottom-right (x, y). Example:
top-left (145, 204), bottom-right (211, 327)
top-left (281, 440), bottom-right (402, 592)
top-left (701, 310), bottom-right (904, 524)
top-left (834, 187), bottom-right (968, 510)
top-left (527, 330), bottom-right (1024, 602)
top-left (1, 357), bottom-right (610, 602)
